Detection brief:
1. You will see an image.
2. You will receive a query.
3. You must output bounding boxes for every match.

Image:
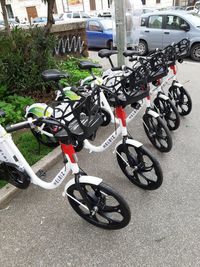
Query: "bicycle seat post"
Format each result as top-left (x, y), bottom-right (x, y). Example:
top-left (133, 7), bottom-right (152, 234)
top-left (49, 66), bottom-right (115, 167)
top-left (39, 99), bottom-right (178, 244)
top-left (108, 56), bottom-right (115, 68)
top-left (58, 83), bottom-right (66, 99)
top-left (89, 68), bottom-right (96, 80)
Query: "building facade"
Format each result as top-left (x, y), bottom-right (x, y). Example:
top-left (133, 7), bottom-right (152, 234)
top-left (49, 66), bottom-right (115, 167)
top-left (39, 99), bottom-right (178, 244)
top-left (143, 0), bottom-right (192, 6)
top-left (0, 0), bottom-right (63, 21)
top-left (0, 0), bottom-right (111, 21)
top-left (0, 0), bottom-right (193, 22)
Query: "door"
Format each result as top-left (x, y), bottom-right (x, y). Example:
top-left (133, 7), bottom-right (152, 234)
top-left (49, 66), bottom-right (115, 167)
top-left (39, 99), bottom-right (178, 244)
top-left (26, 6), bottom-right (38, 23)
top-left (87, 20), bottom-right (105, 47)
top-left (163, 15), bottom-right (190, 47)
top-left (89, 0), bottom-right (96, 10)
top-left (140, 14), bottom-right (164, 50)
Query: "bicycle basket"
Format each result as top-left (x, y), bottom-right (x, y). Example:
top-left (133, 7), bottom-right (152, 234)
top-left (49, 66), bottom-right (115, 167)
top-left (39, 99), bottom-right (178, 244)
top-left (50, 88), bottom-right (103, 141)
top-left (106, 65), bottom-right (149, 107)
top-left (174, 38), bottom-right (190, 60)
top-left (141, 51), bottom-right (168, 82)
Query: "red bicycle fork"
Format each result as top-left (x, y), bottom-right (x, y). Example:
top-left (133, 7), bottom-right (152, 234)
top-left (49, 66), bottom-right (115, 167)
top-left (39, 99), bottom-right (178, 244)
top-left (60, 143), bottom-right (79, 174)
top-left (115, 106), bottom-right (128, 136)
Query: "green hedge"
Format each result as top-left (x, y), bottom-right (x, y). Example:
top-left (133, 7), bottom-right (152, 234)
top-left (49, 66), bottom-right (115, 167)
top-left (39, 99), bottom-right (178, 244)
top-left (0, 27), bottom-right (56, 95)
top-left (59, 56), bottom-right (102, 86)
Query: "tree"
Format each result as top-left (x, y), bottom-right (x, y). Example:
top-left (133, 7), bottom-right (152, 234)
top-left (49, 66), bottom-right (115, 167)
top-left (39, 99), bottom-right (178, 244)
top-left (0, 0), bottom-right (11, 36)
top-left (43, 0), bottom-right (55, 36)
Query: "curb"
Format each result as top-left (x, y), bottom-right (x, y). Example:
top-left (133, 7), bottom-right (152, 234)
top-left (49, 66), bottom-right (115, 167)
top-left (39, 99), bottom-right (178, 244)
top-left (0, 146), bottom-right (62, 209)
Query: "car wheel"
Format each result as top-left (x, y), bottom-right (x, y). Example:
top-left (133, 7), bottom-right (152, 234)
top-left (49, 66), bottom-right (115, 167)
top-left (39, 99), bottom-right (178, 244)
top-left (107, 40), bottom-right (113, 50)
top-left (138, 40), bottom-right (148, 55)
top-left (190, 43), bottom-right (200, 61)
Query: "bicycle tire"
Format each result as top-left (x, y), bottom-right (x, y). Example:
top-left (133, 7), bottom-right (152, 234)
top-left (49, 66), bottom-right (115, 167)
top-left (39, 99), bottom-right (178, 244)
top-left (143, 113), bottom-right (173, 153)
top-left (154, 96), bottom-right (180, 131)
top-left (116, 143), bottom-right (163, 190)
top-left (31, 116), bottom-right (59, 147)
top-left (168, 85), bottom-right (192, 116)
top-left (67, 182), bottom-right (131, 230)
top-left (100, 108), bottom-right (111, 127)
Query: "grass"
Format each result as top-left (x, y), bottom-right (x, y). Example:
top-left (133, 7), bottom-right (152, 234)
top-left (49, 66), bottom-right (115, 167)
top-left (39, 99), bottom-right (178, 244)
top-left (0, 130), bottom-right (54, 188)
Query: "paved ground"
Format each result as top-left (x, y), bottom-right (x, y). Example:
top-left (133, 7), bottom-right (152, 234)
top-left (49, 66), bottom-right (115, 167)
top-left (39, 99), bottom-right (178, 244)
top-left (0, 54), bottom-right (200, 267)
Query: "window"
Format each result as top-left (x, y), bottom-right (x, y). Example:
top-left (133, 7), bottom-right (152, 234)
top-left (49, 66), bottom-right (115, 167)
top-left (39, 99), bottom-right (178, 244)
top-left (156, 0), bottom-right (161, 3)
top-left (73, 13), bottom-right (80, 18)
top-left (148, 15), bottom-right (163, 29)
top-left (88, 21), bottom-right (101, 31)
top-left (6, 4), bottom-right (14, 19)
top-left (82, 13), bottom-right (90, 18)
top-left (166, 15), bottom-right (189, 30)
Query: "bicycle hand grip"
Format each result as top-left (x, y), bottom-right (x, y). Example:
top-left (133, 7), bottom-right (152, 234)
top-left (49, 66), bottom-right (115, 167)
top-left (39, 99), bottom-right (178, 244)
top-left (111, 67), bottom-right (122, 71)
top-left (6, 121), bottom-right (30, 133)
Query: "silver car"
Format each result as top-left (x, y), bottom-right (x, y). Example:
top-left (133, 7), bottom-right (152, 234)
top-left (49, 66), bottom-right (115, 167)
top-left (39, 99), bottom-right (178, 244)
top-left (139, 11), bottom-right (200, 61)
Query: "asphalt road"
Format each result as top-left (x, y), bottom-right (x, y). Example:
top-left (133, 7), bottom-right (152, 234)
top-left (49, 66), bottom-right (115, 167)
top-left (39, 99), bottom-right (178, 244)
top-left (0, 57), bottom-right (200, 267)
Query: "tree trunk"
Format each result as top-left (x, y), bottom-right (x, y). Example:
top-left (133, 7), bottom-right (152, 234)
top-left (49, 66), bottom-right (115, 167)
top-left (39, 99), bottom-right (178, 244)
top-left (44, 0), bottom-right (55, 37)
top-left (0, 0), bottom-right (11, 36)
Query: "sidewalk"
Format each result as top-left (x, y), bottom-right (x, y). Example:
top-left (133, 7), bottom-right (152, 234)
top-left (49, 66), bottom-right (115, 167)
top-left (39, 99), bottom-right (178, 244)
top-left (1, 59), bottom-right (200, 267)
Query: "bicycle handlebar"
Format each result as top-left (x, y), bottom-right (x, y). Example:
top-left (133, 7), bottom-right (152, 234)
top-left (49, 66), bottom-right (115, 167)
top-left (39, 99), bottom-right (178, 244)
top-left (6, 119), bottom-right (35, 133)
top-left (5, 117), bottom-right (63, 134)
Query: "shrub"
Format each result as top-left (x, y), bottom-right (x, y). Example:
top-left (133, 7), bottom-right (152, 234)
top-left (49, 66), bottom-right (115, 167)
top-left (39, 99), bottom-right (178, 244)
top-left (0, 92), bottom-right (34, 126)
top-left (0, 27), bottom-right (56, 96)
top-left (59, 56), bottom-right (102, 86)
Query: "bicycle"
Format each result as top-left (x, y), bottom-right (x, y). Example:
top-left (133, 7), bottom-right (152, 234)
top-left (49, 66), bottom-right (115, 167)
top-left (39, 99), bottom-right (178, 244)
top-left (25, 65), bottom-right (163, 190)
top-left (124, 47), bottom-right (181, 132)
top-left (74, 64), bottom-right (163, 190)
top-left (0, 90), bottom-right (131, 230)
top-left (79, 50), bottom-right (173, 153)
top-left (129, 39), bottom-right (192, 120)
top-left (163, 39), bottom-right (192, 117)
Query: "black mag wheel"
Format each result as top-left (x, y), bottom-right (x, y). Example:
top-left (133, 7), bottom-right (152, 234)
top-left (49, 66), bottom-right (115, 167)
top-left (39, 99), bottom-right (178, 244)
top-left (168, 85), bottom-right (192, 116)
top-left (143, 113), bottom-right (173, 153)
top-left (116, 143), bottom-right (163, 190)
top-left (67, 182), bottom-right (131, 230)
top-left (154, 95), bottom-right (180, 131)
top-left (100, 107), bottom-right (111, 127)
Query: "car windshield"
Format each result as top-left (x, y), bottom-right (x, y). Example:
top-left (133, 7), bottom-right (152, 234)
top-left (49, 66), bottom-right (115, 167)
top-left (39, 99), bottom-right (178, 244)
top-left (81, 13), bottom-right (90, 18)
top-left (100, 20), bottom-right (112, 30)
top-left (186, 13), bottom-right (200, 27)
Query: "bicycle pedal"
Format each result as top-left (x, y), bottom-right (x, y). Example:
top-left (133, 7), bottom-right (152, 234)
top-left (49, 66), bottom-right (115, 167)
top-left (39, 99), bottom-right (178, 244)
top-left (36, 169), bottom-right (46, 178)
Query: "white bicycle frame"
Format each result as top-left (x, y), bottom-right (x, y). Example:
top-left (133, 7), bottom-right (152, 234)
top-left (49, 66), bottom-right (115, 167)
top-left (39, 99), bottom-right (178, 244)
top-left (0, 122), bottom-right (102, 198)
top-left (83, 105), bottom-right (143, 153)
top-left (149, 64), bottom-right (182, 97)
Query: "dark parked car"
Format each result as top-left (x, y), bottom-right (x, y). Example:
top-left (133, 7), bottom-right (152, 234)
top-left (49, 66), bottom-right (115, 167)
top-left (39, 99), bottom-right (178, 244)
top-left (139, 11), bottom-right (200, 61)
top-left (86, 18), bottom-right (113, 49)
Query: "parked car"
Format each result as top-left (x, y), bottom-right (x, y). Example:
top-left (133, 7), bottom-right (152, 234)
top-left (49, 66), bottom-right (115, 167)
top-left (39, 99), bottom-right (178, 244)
top-left (60, 11), bottom-right (91, 21)
top-left (0, 19), bottom-right (19, 29)
top-left (86, 18), bottom-right (113, 49)
top-left (186, 1), bottom-right (200, 12)
top-left (139, 11), bottom-right (200, 61)
top-left (97, 11), bottom-right (112, 17)
top-left (159, 6), bottom-right (186, 11)
top-left (142, 7), bottom-right (158, 14)
top-left (31, 17), bottom-right (47, 25)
